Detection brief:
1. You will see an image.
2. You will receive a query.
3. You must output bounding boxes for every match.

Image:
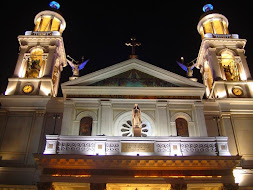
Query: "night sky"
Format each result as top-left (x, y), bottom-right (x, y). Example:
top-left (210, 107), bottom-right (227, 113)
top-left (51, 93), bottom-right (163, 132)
top-left (1, 1), bottom-right (253, 96)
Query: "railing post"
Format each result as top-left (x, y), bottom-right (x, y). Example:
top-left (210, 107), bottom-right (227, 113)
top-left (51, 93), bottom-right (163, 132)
top-left (216, 136), bottom-right (231, 156)
top-left (43, 135), bottom-right (59, 154)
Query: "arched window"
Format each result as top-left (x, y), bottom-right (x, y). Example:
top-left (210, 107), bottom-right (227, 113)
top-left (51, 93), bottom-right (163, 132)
top-left (221, 51), bottom-right (240, 81)
top-left (79, 117), bottom-right (93, 136)
top-left (176, 118), bottom-right (189, 137)
top-left (26, 48), bottom-right (45, 78)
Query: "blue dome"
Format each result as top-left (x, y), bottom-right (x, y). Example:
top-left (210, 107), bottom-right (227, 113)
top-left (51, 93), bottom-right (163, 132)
top-left (203, 4), bottom-right (214, 13)
top-left (49, 1), bottom-right (60, 10)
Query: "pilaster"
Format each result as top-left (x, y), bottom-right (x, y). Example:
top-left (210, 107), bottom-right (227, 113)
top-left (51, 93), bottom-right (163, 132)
top-left (43, 45), bottom-right (57, 77)
top-left (220, 114), bottom-right (238, 156)
top-left (100, 100), bottom-right (112, 136)
top-left (26, 110), bottom-right (46, 165)
top-left (237, 48), bottom-right (252, 80)
top-left (156, 101), bottom-right (169, 136)
top-left (13, 45), bottom-right (28, 77)
top-left (193, 102), bottom-right (208, 136)
top-left (61, 100), bottom-right (74, 135)
top-left (208, 48), bottom-right (223, 81)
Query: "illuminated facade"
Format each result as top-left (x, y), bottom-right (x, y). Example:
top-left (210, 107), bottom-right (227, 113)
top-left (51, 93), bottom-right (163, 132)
top-left (0, 4), bottom-right (253, 190)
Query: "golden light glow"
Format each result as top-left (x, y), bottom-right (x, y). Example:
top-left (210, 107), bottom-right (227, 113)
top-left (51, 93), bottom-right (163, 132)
top-left (25, 48), bottom-right (45, 78)
top-left (51, 17), bottom-right (61, 31)
top-left (134, 175), bottom-right (221, 178)
top-left (221, 51), bottom-right (240, 81)
top-left (198, 14), bottom-right (229, 38)
top-left (221, 52), bottom-right (234, 67)
top-left (213, 19), bottom-right (225, 34)
top-left (52, 174), bottom-right (91, 178)
top-left (34, 15), bottom-right (63, 33)
top-left (203, 20), bottom-right (213, 34)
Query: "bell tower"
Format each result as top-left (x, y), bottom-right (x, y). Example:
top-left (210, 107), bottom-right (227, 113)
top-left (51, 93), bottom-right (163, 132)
top-left (5, 2), bottom-right (67, 97)
top-left (196, 4), bottom-right (253, 99)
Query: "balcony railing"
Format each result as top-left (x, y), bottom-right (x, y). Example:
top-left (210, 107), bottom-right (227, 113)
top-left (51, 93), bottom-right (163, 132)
top-left (25, 31), bottom-right (61, 36)
top-left (204, 33), bottom-right (239, 39)
top-left (44, 135), bottom-right (231, 156)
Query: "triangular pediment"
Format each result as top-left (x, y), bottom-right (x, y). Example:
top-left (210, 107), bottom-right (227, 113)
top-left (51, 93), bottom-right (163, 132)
top-left (62, 59), bottom-right (205, 88)
top-left (61, 59), bottom-right (206, 99)
top-left (88, 69), bottom-right (178, 87)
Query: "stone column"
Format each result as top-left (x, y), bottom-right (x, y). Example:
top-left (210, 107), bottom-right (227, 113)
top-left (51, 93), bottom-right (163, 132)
top-left (90, 183), bottom-right (106, 190)
top-left (193, 102), bottom-right (208, 136)
top-left (208, 48), bottom-right (223, 81)
top-left (171, 184), bottom-right (187, 190)
top-left (156, 102), bottom-right (169, 136)
top-left (43, 45), bottom-right (57, 77)
top-left (100, 100), bottom-right (112, 136)
top-left (13, 45), bottom-right (28, 77)
top-left (237, 49), bottom-right (252, 80)
top-left (61, 100), bottom-right (74, 135)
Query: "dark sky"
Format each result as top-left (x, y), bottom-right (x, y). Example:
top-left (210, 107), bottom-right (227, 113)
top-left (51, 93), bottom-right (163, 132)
top-left (1, 1), bottom-right (253, 96)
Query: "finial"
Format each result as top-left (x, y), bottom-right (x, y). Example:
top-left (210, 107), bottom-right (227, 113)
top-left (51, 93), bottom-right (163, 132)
top-left (125, 37), bottom-right (141, 59)
top-left (49, 1), bottom-right (60, 10)
top-left (203, 4), bottom-right (214, 13)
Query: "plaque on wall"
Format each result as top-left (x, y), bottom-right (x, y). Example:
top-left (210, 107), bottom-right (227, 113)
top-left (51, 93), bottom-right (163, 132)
top-left (121, 143), bottom-right (154, 153)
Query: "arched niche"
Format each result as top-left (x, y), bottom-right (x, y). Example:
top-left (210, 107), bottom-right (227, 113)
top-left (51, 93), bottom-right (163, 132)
top-left (79, 117), bottom-right (93, 136)
top-left (175, 118), bottom-right (189, 137)
top-left (170, 112), bottom-right (195, 137)
top-left (219, 49), bottom-right (242, 81)
top-left (73, 111), bottom-right (98, 136)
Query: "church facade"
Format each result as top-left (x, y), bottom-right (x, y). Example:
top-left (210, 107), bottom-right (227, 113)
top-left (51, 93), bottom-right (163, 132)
top-left (0, 4), bottom-right (253, 190)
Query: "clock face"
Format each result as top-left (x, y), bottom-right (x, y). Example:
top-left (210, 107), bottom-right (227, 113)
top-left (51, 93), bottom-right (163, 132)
top-left (232, 87), bottom-right (243, 96)
top-left (23, 84), bottom-right (33, 94)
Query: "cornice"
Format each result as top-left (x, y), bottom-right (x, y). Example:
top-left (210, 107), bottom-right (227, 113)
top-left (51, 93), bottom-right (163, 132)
top-left (196, 38), bottom-right (247, 68)
top-left (34, 154), bottom-right (241, 171)
top-left (62, 86), bottom-right (205, 100)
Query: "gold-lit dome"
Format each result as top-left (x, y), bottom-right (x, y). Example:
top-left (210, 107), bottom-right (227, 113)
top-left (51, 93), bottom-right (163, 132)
top-left (197, 9), bottom-right (229, 39)
top-left (33, 10), bottom-right (66, 34)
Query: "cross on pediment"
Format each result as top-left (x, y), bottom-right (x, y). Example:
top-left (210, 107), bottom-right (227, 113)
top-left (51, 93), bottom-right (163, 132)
top-left (125, 37), bottom-right (141, 59)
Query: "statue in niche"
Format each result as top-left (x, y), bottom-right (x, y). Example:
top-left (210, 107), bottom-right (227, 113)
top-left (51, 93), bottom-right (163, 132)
top-left (132, 104), bottom-right (142, 137)
top-left (26, 58), bottom-right (41, 78)
top-left (223, 63), bottom-right (240, 81)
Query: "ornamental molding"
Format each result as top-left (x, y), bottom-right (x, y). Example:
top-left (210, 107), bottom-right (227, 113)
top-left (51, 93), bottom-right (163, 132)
top-left (34, 154), bottom-right (241, 171)
top-left (75, 110), bottom-right (98, 121)
top-left (171, 112), bottom-right (192, 122)
top-left (196, 38), bottom-right (247, 69)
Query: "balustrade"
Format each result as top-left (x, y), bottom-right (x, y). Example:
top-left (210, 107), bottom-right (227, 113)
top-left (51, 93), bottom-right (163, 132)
top-left (44, 135), bottom-right (231, 156)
